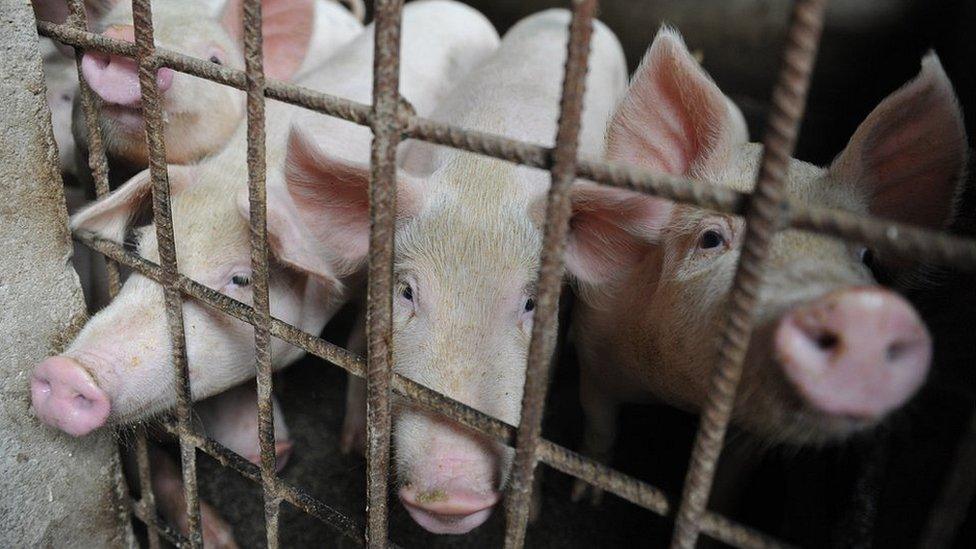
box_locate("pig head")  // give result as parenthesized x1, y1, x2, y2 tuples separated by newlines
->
(566, 27, 967, 447)
(70, 0, 340, 169)
(30, 163, 345, 436)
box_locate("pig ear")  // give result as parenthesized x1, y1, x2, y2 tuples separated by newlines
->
(283, 128, 422, 275)
(236, 185, 342, 289)
(829, 52, 968, 231)
(556, 183, 673, 285)
(221, 0, 315, 80)
(607, 26, 747, 176)
(70, 166, 194, 242)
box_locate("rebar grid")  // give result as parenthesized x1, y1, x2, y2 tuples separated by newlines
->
(671, 1, 828, 547)
(364, 0, 404, 545)
(129, 0, 203, 546)
(33, 20, 976, 269)
(75, 230, 793, 549)
(503, 1, 597, 546)
(238, 0, 283, 546)
(34, 0, 976, 546)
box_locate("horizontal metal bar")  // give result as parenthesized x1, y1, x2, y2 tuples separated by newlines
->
(37, 20, 976, 272)
(75, 231, 790, 549)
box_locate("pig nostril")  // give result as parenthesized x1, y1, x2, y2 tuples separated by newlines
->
(886, 341, 910, 363)
(33, 378, 52, 396)
(815, 333, 839, 352)
(73, 394, 94, 410)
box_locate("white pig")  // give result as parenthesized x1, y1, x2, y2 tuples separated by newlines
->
(31, 2, 498, 544)
(68, 0, 363, 172)
(563, 27, 968, 498)
(281, 9, 627, 534)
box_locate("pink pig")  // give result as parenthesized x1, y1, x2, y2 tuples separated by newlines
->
(561, 27, 967, 499)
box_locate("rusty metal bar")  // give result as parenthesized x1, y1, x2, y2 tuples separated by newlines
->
(134, 429, 162, 549)
(128, 0, 203, 546)
(504, 2, 597, 546)
(238, 0, 282, 546)
(670, 1, 829, 547)
(77, 230, 792, 548)
(920, 408, 976, 548)
(34, 20, 976, 272)
(364, 0, 405, 546)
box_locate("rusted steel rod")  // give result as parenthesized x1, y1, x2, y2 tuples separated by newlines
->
(130, 496, 189, 547)
(129, 0, 203, 546)
(236, 0, 283, 546)
(364, 0, 406, 546)
(76, 231, 787, 549)
(670, 1, 829, 547)
(919, 408, 976, 549)
(34, 20, 976, 271)
(503, 1, 597, 546)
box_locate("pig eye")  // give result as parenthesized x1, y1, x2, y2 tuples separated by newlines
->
(401, 284, 413, 301)
(524, 298, 536, 312)
(209, 54, 222, 66)
(698, 229, 725, 250)
(860, 247, 873, 265)
(231, 273, 251, 287)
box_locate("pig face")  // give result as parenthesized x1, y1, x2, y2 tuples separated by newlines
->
(31, 163, 344, 436)
(283, 131, 542, 533)
(72, 0, 317, 167)
(565, 28, 967, 445)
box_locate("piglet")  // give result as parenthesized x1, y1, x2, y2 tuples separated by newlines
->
(282, 9, 627, 534)
(563, 27, 967, 499)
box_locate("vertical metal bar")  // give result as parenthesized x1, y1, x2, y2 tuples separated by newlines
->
(503, 1, 597, 546)
(240, 0, 282, 546)
(365, 0, 404, 546)
(831, 430, 889, 549)
(63, 2, 145, 546)
(920, 408, 976, 549)
(129, 1, 203, 547)
(135, 428, 162, 549)
(669, 1, 828, 547)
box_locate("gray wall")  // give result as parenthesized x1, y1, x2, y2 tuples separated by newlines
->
(0, 1, 131, 546)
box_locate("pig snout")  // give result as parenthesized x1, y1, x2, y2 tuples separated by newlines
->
(31, 356, 110, 437)
(80, 25, 174, 107)
(397, 420, 502, 534)
(398, 458, 500, 535)
(774, 287, 931, 420)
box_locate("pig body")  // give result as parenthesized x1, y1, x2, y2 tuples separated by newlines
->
(283, 8, 627, 534)
(563, 28, 968, 493)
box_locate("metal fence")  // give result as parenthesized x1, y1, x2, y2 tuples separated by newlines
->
(32, 0, 976, 547)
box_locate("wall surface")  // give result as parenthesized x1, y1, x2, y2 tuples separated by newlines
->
(0, 1, 131, 546)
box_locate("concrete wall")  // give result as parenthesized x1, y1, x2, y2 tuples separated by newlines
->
(0, 1, 132, 546)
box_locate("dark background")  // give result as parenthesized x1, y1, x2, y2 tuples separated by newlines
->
(149, 1, 976, 547)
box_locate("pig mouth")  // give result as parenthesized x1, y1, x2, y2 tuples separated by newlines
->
(100, 103, 147, 132)
(398, 486, 499, 534)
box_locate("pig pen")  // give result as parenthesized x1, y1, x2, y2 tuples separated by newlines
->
(3, 0, 976, 547)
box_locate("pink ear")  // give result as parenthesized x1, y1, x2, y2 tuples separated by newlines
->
(236, 185, 342, 289)
(562, 183, 673, 285)
(830, 53, 968, 230)
(221, 0, 315, 81)
(70, 166, 193, 242)
(284, 128, 421, 275)
(607, 26, 747, 176)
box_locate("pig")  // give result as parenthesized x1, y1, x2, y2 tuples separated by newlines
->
(281, 9, 627, 534)
(31, 1, 499, 543)
(563, 27, 968, 499)
(67, 0, 363, 177)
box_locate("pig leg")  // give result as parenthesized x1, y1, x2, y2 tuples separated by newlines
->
(195, 382, 294, 471)
(148, 444, 239, 549)
(571, 369, 620, 505)
(341, 307, 367, 455)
